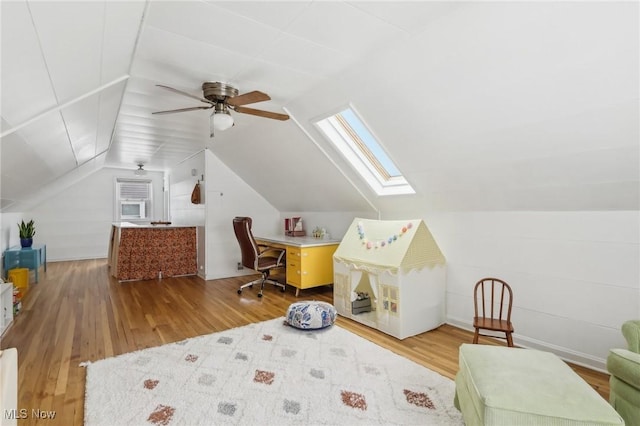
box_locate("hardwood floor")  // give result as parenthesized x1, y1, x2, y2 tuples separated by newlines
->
(1, 259, 611, 425)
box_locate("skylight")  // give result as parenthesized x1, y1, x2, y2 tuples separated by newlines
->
(315, 107, 415, 196)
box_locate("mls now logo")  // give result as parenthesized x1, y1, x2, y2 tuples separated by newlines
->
(4, 408, 56, 419)
(4, 409, 27, 420)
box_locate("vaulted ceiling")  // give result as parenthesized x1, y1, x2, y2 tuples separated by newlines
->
(1, 1, 638, 213)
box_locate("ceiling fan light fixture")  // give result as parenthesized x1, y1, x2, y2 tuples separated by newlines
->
(210, 109, 234, 135)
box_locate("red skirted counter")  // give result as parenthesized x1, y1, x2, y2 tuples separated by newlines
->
(108, 223, 197, 281)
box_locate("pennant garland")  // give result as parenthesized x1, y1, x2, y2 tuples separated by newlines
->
(357, 221, 413, 249)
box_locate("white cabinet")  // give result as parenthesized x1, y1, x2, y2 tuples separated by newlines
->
(0, 282, 13, 336)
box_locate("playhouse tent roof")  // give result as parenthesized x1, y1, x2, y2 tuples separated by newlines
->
(333, 218, 445, 274)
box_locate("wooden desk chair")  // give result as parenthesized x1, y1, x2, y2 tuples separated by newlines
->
(232, 217, 286, 298)
(473, 277, 515, 347)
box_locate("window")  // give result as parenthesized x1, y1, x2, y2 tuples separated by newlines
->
(379, 284, 399, 315)
(315, 106, 415, 196)
(115, 178, 152, 221)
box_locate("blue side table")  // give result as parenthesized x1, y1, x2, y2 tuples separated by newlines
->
(3, 244, 47, 282)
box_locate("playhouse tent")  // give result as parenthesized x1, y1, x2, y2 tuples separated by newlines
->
(333, 218, 446, 339)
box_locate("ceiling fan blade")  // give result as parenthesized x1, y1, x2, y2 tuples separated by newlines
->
(152, 106, 213, 115)
(156, 84, 213, 105)
(233, 106, 290, 121)
(227, 91, 271, 106)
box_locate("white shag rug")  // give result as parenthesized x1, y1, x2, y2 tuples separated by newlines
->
(83, 318, 463, 425)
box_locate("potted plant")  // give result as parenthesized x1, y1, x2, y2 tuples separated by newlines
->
(18, 219, 35, 248)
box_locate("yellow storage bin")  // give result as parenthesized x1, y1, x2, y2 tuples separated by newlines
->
(8, 268, 29, 294)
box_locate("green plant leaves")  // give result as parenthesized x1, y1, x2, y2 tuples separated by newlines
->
(18, 219, 35, 239)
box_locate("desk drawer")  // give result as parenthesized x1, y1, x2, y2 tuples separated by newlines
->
(286, 268, 316, 288)
(286, 258, 301, 285)
(286, 247, 303, 287)
(286, 245, 337, 289)
(287, 247, 302, 259)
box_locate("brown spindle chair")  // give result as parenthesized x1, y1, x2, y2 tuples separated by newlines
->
(473, 277, 515, 347)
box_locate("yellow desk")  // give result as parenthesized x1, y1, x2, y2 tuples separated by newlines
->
(255, 236, 341, 296)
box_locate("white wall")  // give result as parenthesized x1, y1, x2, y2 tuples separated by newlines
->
(168, 148, 280, 280)
(203, 149, 280, 280)
(168, 152, 206, 277)
(0, 212, 22, 252)
(414, 210, 639, 371)
(286, 2, 637, 214)
(25, 167, 164, 261)
(279, 211, 377, 241)
(169, 153, 205, 227)
(0, 212, 23, 277)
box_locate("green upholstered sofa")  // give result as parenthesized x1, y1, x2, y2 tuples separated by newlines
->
(607, 320, 640, 426)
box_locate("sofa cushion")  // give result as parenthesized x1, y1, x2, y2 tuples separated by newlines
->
(607, 348, 640, 389)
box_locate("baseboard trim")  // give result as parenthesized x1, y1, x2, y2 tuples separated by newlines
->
(47, 256, 108, 262)
(446, 317, 607, 373)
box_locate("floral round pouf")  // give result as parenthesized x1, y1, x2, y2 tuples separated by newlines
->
(285, 301, 337, 330)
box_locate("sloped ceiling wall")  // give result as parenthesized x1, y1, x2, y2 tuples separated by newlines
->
(1, 1, 638, 215)
(284, 1, 639, 213)
(1, 1, 145, 211)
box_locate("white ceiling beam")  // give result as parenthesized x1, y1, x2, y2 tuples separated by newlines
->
(0, 75, 129, 139)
